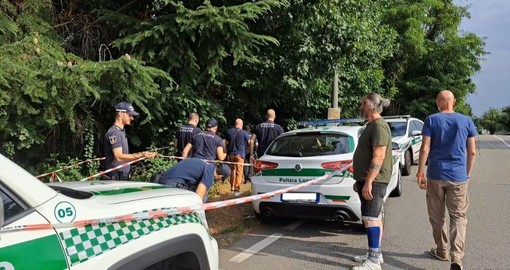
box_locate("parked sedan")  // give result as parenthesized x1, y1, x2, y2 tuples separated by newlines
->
(251, 123, 401, 223)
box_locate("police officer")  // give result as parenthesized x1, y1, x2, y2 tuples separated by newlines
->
(159, 158, 231, 202)
(249, 109, 284, 160)
(103, 102, 157, 180)
(181, 118, 227, 161)
(174, 113, 201, 158)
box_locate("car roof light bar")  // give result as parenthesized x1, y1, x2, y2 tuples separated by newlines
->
(297, 118, 366, 127)
(382, 115, 411, 119)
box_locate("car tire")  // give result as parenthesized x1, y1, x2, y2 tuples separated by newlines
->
(390, 168, 402, 197)
(401, 150, 412, 176)
(254, 211, 273, 224)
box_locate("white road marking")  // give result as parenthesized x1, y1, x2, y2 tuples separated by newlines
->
(229, 233, 283, 263)
(284, 219, 306, 231)
(494, 135, 510, 148)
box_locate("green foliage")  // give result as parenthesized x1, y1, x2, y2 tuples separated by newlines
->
(382, 0, 487, 119)
(36, 154, 92, 182)
(0, 0, 487, 176)
(480, 107, 503, 135)
(221, 0, 397, 123)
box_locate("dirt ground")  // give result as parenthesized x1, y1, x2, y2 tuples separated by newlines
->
(205, 180, 259, 248)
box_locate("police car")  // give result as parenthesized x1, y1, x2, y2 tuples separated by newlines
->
(384, 115, 424, 176)
(0, 154, 218, 270)
(250, 119, 402, 223)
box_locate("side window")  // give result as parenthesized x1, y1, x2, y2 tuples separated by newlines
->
(1, 185, 27, 226)
(414, 120, 424, 132)
(409, 121, 423, 136)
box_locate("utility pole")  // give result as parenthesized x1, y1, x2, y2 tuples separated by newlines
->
(328, 69, 341, 119)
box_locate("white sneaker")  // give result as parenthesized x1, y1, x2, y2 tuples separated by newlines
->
(351, 259, 382, 270)
(353, 253, 384, 263)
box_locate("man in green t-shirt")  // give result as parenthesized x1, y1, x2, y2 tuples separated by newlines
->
(351, 93, 392, 270)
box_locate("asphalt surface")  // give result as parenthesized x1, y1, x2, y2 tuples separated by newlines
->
(219, 135, 510, 270)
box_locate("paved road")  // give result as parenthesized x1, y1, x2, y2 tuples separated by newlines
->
(219, 135, 510, 270)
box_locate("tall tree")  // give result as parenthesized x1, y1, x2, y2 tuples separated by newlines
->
(221, 0, 397, 126)
(481, 107, 502, 134)
(382, 0, 486, 119)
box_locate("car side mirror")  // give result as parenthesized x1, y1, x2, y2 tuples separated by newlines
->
(411, 130, 421, 137)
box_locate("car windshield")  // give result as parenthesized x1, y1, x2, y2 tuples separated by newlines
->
(265, 133, 353, 157)
(388, 122, 407, 137)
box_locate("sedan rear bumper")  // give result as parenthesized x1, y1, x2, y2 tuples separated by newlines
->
(258, 202, 360, 221)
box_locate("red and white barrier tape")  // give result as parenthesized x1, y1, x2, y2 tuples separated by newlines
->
(0, 163, 351, 233)
(79, 157, 147, 181)
(157, 154, 253, 167)
(35, 158, 105, 179)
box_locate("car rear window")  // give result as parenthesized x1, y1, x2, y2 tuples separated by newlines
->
(388, 121, 407, 137)
(265, 133, 353, 157)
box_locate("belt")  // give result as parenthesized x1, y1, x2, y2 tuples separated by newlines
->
(175, 182, 198, 191)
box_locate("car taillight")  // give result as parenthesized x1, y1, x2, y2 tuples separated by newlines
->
(253, 160, 279, 173)
(321, 160, 353, 172)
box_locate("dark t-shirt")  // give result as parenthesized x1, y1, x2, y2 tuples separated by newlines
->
(175, 124, 201, 154)
(159, 158, 215, 189)
(104, 125, 130, 173)
(254, 120, 284, 156)
(353, 118, 392, 183)
(226, 128, 251, 156)
(190, 130, 224, 160)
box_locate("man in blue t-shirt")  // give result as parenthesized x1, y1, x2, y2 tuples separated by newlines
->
(181, 118, 226, 161)
(249, 109, 284, 160)
(159, 158, 231, 202)
(103, 102, 156, 180)
(225, 118, 251, 196)
(417, 90, 477, 270)
(174, 113, 201, 158)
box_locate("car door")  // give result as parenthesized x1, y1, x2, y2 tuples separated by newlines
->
(409, 120, 423, 163)
(0, 182, 68, 269)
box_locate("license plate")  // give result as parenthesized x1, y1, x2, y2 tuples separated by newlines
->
(281, 192, 319, 203)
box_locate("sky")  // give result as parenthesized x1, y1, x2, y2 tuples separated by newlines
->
(458, 0, 510, 117)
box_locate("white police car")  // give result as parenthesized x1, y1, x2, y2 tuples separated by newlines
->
(251, 120, 402, 223)
(0, 154, 218, 270)
(384, 115, 424, 176)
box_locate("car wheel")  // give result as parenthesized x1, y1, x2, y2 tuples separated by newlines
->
(390, 168, 402, 197)
(401, 150, 412, 176)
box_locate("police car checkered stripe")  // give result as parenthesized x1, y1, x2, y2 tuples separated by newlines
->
(59, 212, 202, 266)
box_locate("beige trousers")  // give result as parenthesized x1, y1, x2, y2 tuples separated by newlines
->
(426, 179, 469, 260)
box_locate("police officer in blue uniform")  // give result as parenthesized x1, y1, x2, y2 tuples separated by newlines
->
(103, 102, 157, 180)
(250, 109, 284, 160)
(181, 118, 227, 161)
(159, 158, 231, 202)
(174, 113, 201, 158)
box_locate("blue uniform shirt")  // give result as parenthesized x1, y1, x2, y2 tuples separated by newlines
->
(159, 158, 215, 189)
(104, 125, 130, 173)
(422, 112, 478, 182)
(176, 124, 201, 154)
(226, 128, 251, 156)
(190, 130, 224, 160)
(254, 120, 284, 156)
